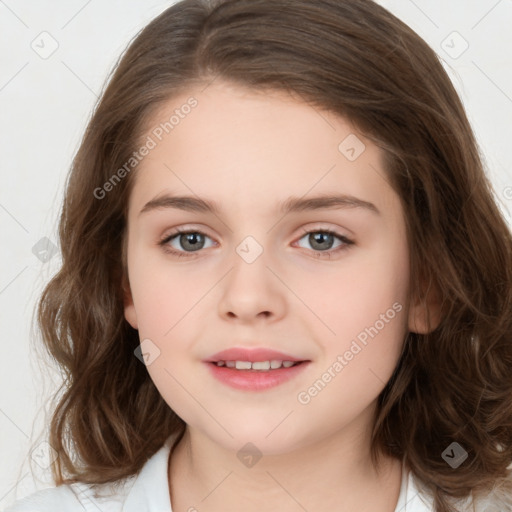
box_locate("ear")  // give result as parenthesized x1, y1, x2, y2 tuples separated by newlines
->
(407, 274, 442, 334)
(122, 274, 138, 330)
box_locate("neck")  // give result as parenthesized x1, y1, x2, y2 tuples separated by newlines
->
(168, 410, 403, 512)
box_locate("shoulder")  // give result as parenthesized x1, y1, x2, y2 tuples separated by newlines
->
(3, 432, 180, 512)
(2, 478, 135, 512)
(3, 485, 78, 512)
(404, 464, 512, 512)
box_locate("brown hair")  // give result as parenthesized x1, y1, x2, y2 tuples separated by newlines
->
(34, 0, 512, 510)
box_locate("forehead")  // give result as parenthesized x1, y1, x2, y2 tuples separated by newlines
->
(128, 81, 399, 221)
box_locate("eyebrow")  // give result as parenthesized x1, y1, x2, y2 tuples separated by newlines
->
(138, 193, 380, 217)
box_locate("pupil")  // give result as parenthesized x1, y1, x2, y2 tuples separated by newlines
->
(182, 233, 204, 251)
(311, 232, 333, 250)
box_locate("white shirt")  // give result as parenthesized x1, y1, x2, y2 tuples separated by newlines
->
(2, 433, 504, 512)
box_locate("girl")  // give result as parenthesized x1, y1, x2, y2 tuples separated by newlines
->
(5, 0, 512, 511)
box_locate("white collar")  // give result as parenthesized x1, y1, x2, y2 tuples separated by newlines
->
(394, 458, 433, 511)
(121, 433, 179, 512)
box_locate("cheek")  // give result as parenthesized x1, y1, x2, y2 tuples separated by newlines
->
(312, 248, 408, 335)
(128, 248, 209, 338)
(295, 259, 408, 426)
(311, 232, 410, 369)
(130, 253, 205, 414)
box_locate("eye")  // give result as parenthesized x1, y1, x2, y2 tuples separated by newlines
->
(295, 228, 354, 258)
(159, 228, 215, 257)
(158, 227, 354, 259)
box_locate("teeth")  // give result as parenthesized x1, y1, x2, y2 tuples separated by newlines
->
(252, 361, 270, 370)
(215, 360, 299, 371)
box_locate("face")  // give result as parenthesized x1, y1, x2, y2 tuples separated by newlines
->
(123, 80, 429, 455)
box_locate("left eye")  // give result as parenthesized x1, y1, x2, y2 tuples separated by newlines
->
(296, 229, 353, 254)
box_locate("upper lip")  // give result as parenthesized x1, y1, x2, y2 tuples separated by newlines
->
(205, 347, 308, 363)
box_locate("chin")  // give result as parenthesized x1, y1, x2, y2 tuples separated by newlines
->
(202, 418, 307, 456)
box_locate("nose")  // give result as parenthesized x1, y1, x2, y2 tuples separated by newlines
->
(217, 247, 287, 324)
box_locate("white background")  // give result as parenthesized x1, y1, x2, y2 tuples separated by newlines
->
(1, 0, 511, 507)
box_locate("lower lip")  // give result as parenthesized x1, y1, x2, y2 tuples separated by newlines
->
(204, 361, 310, 391)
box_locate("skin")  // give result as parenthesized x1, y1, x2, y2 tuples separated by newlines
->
(123, 80, 440, 512)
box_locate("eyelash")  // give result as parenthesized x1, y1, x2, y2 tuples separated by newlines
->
(158, 227, 354, 260)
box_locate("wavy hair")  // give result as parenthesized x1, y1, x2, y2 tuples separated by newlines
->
(34, 0, 512, 510)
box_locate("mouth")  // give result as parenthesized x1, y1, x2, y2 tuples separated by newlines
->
(206, 359, 311, 392)
(205, 347, 307, 365)
(203, 347, 311, 391)
(209, 359, 307, 371)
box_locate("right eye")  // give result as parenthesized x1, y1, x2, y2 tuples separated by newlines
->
(159, 228, 216, 257)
